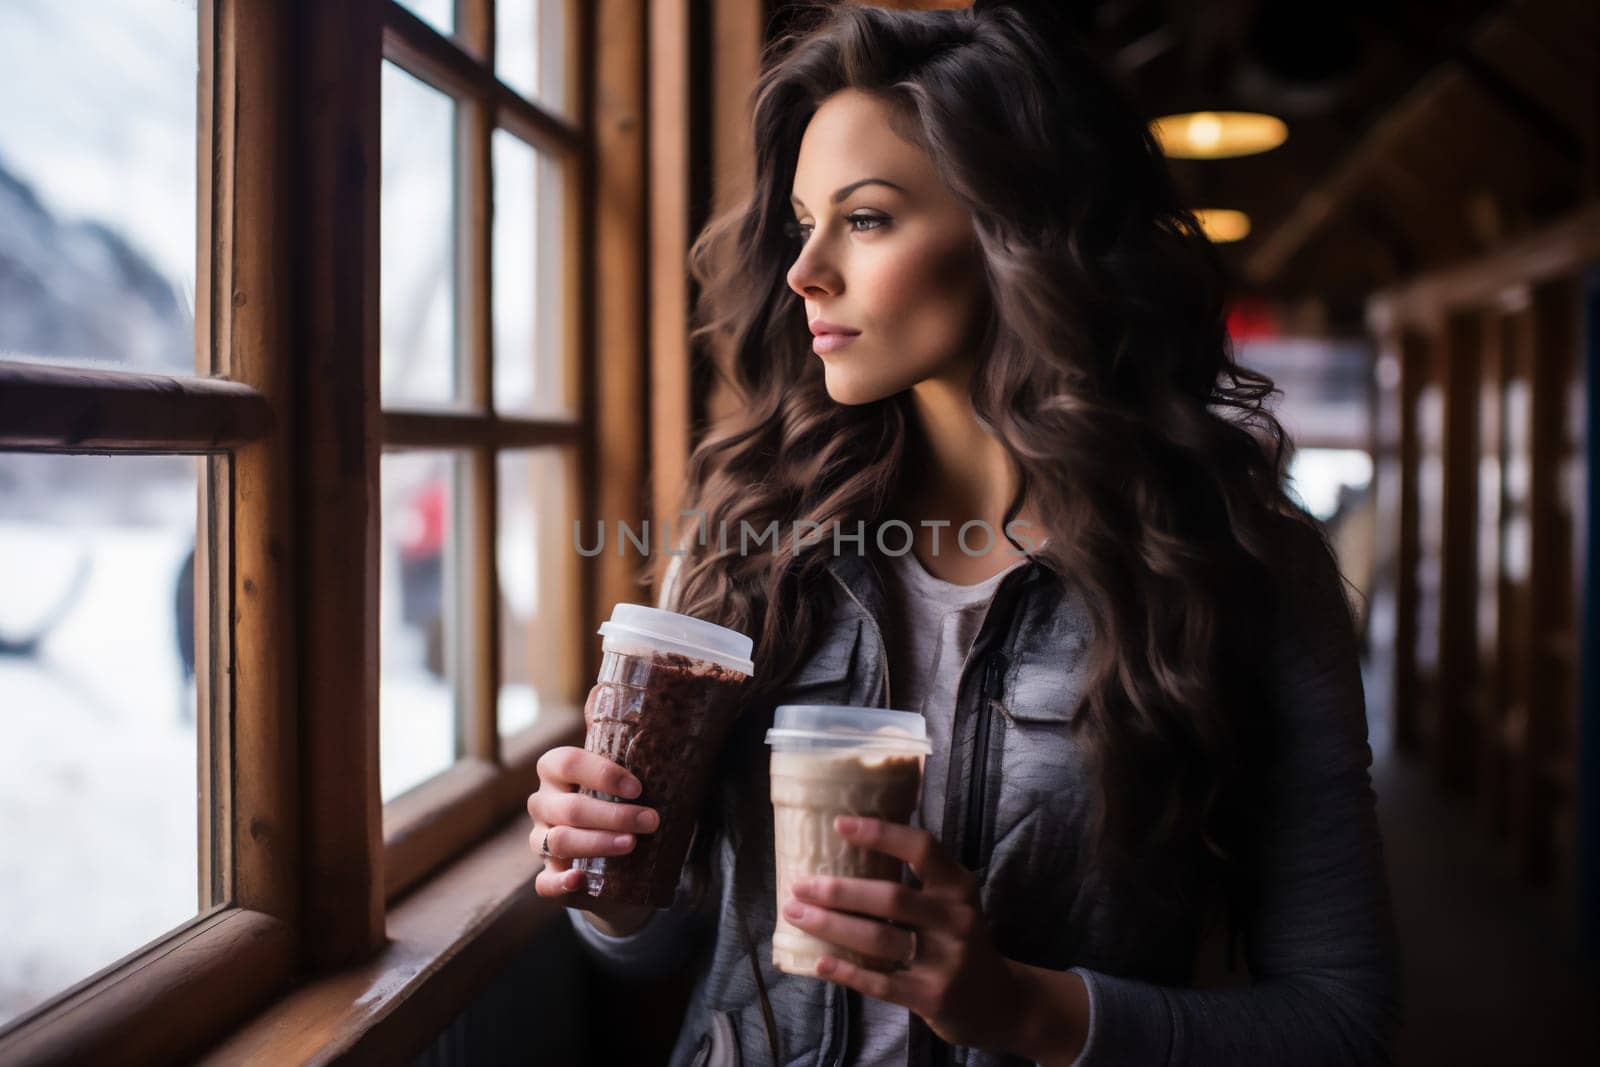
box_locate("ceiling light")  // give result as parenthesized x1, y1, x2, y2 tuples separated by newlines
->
(1193, 209, 1251, 243)
(1150, 111, 1288, 159)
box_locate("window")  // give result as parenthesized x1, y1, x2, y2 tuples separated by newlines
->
(0, 0, 595, 1058)
(497, 447, 582, 737)
(0, 456, 206, 1029)
(378, 0, 585, 899)
(0, 0, 198, 375)
(0, 0, 252, 1038)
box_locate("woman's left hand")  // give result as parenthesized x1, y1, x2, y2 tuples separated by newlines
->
(782, 813, 1029, 1053)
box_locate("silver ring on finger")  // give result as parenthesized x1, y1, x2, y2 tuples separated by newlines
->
(890, 928, 918, 972)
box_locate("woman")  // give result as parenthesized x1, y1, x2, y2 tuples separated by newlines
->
(527, 1, 1400, 1064)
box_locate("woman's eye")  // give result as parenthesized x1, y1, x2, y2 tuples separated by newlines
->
(783, 214, 887, 242)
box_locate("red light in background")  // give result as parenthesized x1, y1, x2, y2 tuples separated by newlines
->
(1226, 298, 1278, 340)
(399, 479, 447, 561)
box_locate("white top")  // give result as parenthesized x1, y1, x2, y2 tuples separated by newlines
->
(852, 546, 1028, 1066)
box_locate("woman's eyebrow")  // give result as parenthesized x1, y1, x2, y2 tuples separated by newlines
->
(789, 177, 908, 209)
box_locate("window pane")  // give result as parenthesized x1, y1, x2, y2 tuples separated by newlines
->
(498, 448, 581, 736)
(381, 62, 459, 410)
(492, 134, 569, 415)
(397, 0, 453, 37)
(381, 450, 461, 802)
(1286, 448, 1374, 522)
(0, 1, 197, 373)
(496, 0, 569, 119)
(0, 453, 201, 1029)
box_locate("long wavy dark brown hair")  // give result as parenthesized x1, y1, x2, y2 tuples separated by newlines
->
(649, 0, 1339, 1020)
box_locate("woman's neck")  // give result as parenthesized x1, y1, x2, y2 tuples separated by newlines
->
(890, 374, 1044, 583)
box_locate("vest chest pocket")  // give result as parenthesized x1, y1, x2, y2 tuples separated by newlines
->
(984, 630, 1094, 964)
(779, 616, 862, 700)
(994, 683, 1083, 813)
(992, 605, 1093, 804)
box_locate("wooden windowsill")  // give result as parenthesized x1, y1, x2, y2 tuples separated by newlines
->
(201, 714, 587, 1064)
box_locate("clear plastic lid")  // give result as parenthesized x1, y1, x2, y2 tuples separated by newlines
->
(765, 704, 931, 753)
(597, 603, 755, 677)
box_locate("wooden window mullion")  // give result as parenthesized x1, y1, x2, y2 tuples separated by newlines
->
(382, 410, 580, 447)
(460, 448, 500, 763)
(195, 0, 225, 915)
(567, 0, 599, 687)
(196, 454, 233, 909)
(385, 1, 579, 160)
(457, 0, 499, 766)
(217, 0, 299, 928)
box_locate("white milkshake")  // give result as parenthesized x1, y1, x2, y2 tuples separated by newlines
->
(765, 706, 931, 976)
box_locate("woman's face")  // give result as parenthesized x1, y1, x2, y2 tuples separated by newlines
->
(785, 89, 988, 405)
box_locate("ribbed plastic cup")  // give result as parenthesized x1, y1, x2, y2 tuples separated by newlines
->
(765, 705, 931, 976)
(575, 604, 755, 907)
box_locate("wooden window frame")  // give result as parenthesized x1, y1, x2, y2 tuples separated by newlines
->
(0, 0, 298, 1058)
(0, 0, 605, 1059)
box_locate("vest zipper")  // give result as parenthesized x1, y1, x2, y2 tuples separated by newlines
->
(934, 583, 1025, 1067)
(961, 650, 1006, 872)
(826, 559, 1030, 1067)
(825, 566, 888, 1067)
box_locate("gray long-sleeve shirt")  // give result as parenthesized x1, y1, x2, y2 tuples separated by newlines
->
(568, 531, 1401, 1065)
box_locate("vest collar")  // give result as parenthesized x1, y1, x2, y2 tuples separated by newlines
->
(822, 541, 1055, 625)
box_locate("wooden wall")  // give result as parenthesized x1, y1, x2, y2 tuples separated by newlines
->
(1370, 206, 1596, 932)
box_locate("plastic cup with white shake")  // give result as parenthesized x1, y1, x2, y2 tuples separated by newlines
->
(765, 704, 932, 976)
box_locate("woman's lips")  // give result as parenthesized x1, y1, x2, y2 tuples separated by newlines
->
(812, 332, 859, 354)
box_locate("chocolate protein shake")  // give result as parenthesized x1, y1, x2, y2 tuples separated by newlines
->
(576, 604, 755, 908)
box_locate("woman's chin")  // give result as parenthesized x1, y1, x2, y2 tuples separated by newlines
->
(823, 382, 882, 406)
(821, 367, 899, 407)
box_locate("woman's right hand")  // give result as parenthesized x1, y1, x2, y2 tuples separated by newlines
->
(527, 739, 659, 935)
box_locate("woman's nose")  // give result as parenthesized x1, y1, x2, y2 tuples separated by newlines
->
(786, 248, 839, 300)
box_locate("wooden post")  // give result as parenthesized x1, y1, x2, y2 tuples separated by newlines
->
(1437, 309, 1483, 794)
(701, 0, 765, 429)
(1476, 299, 1510, 839)
(649, 0, 694, 591)
(1391, 327, 1426, 757)
(1412, 328, 1445, 762)
(1526, 276, 1580, 888)
(1577, 268, 1600, 958)
(295, 0, 387, 968)
(593, 0, 649, 627)
(1501, 296, 1541, 884)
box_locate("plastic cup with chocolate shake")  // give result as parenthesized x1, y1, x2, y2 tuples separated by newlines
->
(765, 705, 932, 977)
(575, 603, 755, 908)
